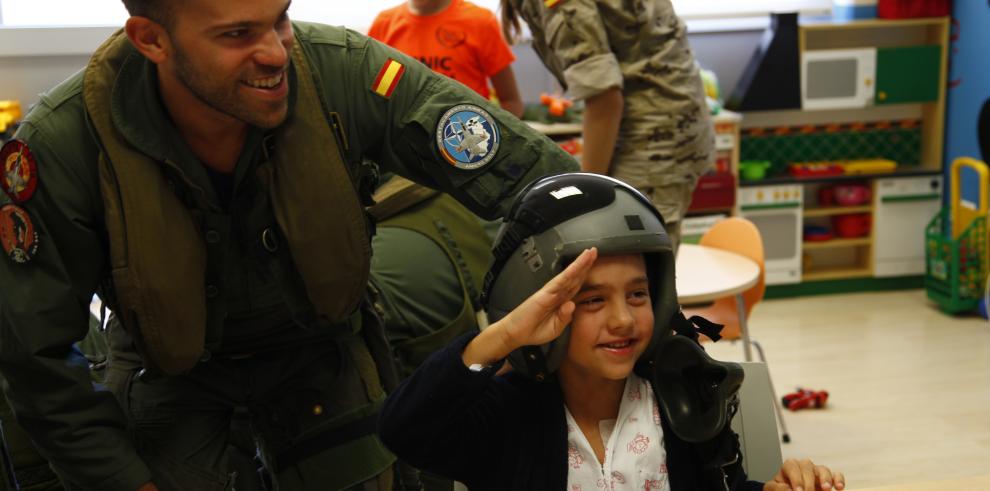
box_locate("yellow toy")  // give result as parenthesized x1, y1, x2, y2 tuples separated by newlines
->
(0, 101, 22, 134)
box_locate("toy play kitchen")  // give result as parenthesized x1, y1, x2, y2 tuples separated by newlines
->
(738, 184, 803, 285)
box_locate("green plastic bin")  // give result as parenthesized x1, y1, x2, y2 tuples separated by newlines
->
(925, 208, 988, 314)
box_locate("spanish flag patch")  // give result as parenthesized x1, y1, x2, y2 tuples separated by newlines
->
(544, 0, 566, 8)
(371, 59, 405, 99)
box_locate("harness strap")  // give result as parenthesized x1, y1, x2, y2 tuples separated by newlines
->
(344, 322, 385, 402)
(670, 310, 724, 343)
(274, 412, 379, 470)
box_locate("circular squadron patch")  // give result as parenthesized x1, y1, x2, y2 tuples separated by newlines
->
(1, 140, 38, 204)
(0, 204, 39, 264)
(436, 104, 501, 170)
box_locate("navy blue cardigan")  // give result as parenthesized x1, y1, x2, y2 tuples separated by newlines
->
(378, 333, 763, 491)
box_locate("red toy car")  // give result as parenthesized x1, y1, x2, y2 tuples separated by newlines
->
(782, 388, 829, 411)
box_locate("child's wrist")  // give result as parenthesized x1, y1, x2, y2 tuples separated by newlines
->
(462, 323, 515, 368)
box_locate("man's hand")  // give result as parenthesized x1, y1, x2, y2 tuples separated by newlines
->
(764, 458, 845, 491)
(136, 482, 159, 491)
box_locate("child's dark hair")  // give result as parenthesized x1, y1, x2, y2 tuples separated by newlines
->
(500, 0, 523, 44)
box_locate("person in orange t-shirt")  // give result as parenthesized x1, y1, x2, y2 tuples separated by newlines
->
(369, 0, 524, 117)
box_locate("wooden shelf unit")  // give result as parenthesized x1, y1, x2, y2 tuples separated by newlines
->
(800, 181, 877, 280)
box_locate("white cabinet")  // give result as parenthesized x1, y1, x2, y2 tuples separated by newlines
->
(873, 176, 943, 277)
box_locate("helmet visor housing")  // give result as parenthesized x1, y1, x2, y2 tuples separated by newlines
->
(482, 173, 677, 380)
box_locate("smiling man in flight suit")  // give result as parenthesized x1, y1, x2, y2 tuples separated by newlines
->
(0, 0, 578, 490)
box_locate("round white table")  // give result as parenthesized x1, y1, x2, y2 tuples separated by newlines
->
(676, 244, 760, 303)
(675, 243, 761, 360)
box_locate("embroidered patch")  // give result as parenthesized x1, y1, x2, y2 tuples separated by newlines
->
(0, 140, 38, 203)
(436, 104, 501, 171)
(371, 58, 406, 99)
(544, 0, 567, 8)
(0, 204, 39, 264)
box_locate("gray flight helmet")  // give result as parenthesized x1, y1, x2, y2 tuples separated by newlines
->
(481, 173, 678, 381)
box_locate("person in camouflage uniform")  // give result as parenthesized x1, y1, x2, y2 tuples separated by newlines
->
(0, 0, 578, 490)
(502, 0, 714, 248)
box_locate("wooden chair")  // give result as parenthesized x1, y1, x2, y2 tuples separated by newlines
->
(682, 217, 791, 443)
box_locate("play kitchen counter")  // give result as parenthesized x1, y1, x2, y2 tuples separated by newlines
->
(737, 174, 942, 284)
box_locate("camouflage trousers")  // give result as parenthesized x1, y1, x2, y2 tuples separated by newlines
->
(609, 120, 714, 252)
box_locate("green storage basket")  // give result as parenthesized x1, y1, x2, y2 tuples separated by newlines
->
(925, 208, 988, 314)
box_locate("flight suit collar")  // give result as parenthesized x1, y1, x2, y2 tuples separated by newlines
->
(109, 49, 172, 164)
(108, 50, 300, 210)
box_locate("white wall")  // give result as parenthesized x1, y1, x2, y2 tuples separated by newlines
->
(0, 27, 764, 113)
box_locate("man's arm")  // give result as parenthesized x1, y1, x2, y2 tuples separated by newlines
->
(538, 0, 626, 175)
(0, 112, 152, 491)
(580, 87, 623, 174)
(296, 24, 579, 221)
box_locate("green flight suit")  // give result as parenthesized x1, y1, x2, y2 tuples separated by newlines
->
(0, 318, 105, 491)
(369, 176, 492, 379)
(0, 21, 577, 491)
(0, 309, 107, 491)
(368, 176, 494, 491)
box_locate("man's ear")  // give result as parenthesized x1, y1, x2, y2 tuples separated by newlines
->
(124, 16, 171, 64)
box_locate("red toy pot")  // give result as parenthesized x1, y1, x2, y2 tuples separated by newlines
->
(833, 213, 871, 238)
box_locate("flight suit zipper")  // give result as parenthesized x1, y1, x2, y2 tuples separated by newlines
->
(719, 451, 740, 491)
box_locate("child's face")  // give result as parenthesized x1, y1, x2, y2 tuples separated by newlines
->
(408, 0, 448, 12)
(561, 254, 654, 382)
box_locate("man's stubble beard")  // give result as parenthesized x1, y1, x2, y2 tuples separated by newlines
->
(172, 44, 288, 129)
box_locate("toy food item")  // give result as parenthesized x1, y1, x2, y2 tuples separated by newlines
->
(841, 159, 897, 175)
(789, 162, 844, 178)
(833, 183, 871, 206)
(740, 160, 771, 181)
(0, 101, 22, 134)
(540, 93, 574, 118)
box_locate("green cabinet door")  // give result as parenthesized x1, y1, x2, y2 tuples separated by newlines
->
(875, 45, 942, 105)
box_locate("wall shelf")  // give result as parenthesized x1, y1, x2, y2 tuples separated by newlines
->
(803, 237, 871, 250)
(802, 265, 873, 281)
(803, 205, 873, 217)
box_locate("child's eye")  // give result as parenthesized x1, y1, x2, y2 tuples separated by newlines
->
(578, 297, 603, 307)
(629, 290, 650, 303)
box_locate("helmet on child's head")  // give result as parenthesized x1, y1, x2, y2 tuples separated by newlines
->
(481, 172, 678, 381)
(482, 172, 745, 444)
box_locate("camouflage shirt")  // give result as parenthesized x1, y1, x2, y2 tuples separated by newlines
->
(511, 0, 714, 223)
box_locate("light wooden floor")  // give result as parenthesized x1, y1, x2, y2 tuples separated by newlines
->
(703, 289, 990, 489)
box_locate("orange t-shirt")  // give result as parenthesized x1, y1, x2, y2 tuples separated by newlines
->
(368, 0, 516, 99)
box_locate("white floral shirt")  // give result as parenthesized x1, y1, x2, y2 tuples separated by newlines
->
(564, 374, 670, 491)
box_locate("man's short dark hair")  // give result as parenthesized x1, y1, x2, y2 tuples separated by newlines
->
(120, 0, 174, 27)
